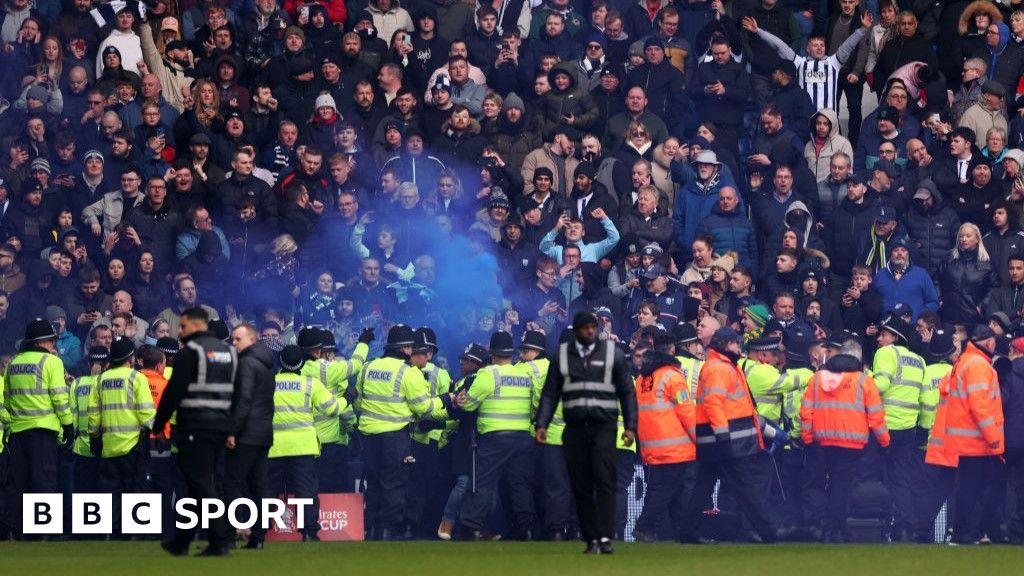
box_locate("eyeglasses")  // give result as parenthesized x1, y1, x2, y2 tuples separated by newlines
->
(630, 131, 647, 137)
(587, 44, 602, 50)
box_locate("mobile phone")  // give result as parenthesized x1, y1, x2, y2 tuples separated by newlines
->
(155, 126, 165, 138)
(501, 41, 511, 51)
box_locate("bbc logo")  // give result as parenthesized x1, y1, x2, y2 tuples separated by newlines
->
(24, 494, 163, 535)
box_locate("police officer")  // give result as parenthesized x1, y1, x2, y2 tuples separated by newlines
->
(154, 308, 237, 556)
(457, 331, 537, 540)
(89, 337, 155, 536)
(269, 345, 342, 542)
(872, 315, 927, 541)
(741, 336, 788, 425)
(4, 319, 73, 537)
(536, 312, 637, 554)
(156, 337, 179, 380)
(356, 325, 451, 541)
(70, 347, 109, 494)
(520, 330, 571, 541)
(405, 327, 453, 538)
(297, 326, 371, 493)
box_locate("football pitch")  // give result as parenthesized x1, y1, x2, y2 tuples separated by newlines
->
(3, 541, 1024, 576)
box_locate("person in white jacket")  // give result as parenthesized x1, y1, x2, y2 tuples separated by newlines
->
(96, 7, 144, 77)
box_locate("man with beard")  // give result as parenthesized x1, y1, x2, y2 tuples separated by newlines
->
(277, 57, 318, 125)
(872, 239, 939, 320)
(569, 162, 618, 242)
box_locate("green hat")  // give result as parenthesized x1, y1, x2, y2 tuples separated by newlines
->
(743, 304, 770, 328)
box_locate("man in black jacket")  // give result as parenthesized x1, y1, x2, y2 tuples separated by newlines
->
(223, 323, 276, 550)
(536, 312, 637, 554)
(155, 307, 237, 556)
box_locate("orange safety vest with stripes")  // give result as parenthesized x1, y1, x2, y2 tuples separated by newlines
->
(800, 369, 890, 450)
(925, 372, 959, 468)
(941, 342, 1004, 457)
(635, 363, 696, 465)
(694, 349, 763, 461)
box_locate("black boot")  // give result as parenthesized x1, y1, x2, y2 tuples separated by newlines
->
(598, 538, 614, 554)
(583, 540, 600, 554)
(243, 536, 264, 550)
(302, 532, 321, 542)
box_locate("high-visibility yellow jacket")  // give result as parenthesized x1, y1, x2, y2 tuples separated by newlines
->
(920, 362, 951, 431)
(3, 350, 72, 435)
(462, 363, 533, 435)
(413, 361, 453, 445)
(70, 374, 99, 457)
(873, 344, 926, 431)
(356, 355, 447, 434)
(738, 357, 790, 423)
(304, 343, 367, 446)
(88, 366, 156, 458)
(270, 373, 342, 458)
(524, 358, 562, 444)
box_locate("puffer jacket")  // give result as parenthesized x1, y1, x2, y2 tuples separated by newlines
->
(805, 109, 854, 185)
(231, 341, 277, 447)
(939, 248, 998, 326)
(533, 64, 599, 141)
(695, 202, 758, 271)
(905, 180, 961, 277)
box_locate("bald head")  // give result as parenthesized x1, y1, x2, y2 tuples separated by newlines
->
(140, 74, 162, 98)
(111, 290, 133, 314)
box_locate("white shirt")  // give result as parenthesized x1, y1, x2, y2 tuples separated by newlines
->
(575, 340, 595, 359)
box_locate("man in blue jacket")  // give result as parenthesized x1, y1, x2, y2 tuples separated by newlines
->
(695, 186, 757, 271)
(672, 150, 737, 250)
(871, 238, 939, 321)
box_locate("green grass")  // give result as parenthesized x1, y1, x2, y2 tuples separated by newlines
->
(2, 541, 1024, 575)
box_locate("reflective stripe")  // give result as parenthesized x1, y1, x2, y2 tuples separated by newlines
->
(99, 403, 134, 410)
(563, 381, 615, 393)
(275, 405, 312, 414)
(180, 398, 231, 409)
(730, 428, 758, 440)
(8, 388, 52, 396)
(103, 425, 142, 433)
(639, 435, 693, 448)
(712, 426, 728, 435)
(815, 430, 869, 441)
(563, 398, 618, 410)
(883, 398, 919, 409)
(551, 417, 565, 426)
(807, 400, 863, 411)
(638, 401, 674, 412)
(318, 398, 339, 412)
(187, 383, 234, 393)
(965, 383, 989, 393)
(273, 421, 314, 431)
(9, 407, 58, 417)
(479, 412, 528, 420)
(945, 427, 982, 438)
(361, 409, 413, 423)
(360, 393, 404, 403)
(977, 417, 995, 429)
(753, 396, 781, 405)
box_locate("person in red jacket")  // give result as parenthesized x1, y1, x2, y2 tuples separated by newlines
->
(681, 327, 778, 544)
(632, 333, 697, 543)
(945, 326, 1006, 545)
(800, 338, 890, 543)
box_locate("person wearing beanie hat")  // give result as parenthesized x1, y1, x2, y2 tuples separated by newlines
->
(356, 321, 451, 540)
(872, 232, 938, 321)
(741, 303, 770, 344)
(535, 303, 636, 554)
(269, 342, 342, 542)
(871, 311, 927, 537)
(685, 323, 779, 544)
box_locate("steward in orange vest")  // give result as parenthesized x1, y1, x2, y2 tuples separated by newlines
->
(632, 335, 697, 542)
(800, 350, 890, 542)
(945, 332, 1005, 545)
(681, 328, 778, 544)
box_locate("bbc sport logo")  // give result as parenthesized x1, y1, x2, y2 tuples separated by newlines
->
(23, 494, 314, 535)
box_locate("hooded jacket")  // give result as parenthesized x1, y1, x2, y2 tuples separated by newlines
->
(906, 180, 961, 277)
(534, 64, 598, 141)
(671, 159, 738, 249)
(966, 21, 1024, 97)
(805, 109, 854, 185)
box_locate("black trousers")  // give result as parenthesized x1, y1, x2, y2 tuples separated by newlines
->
(882, 429, 918, 531)
(267, 455, 319, 537)
(405, 439, 447, 537)
(460, 431, 535, 535)
(168, 430, 232, 551)
(615, 449, 638, 538)
(315, 443, 349, 493)
(912, 462, 957, 541)
(1007, 451, 1024, 540)
(803, 445, 862, 534)
(838, 77, 864, 146)
(952, 455, 1005, 543)
(223, 444, 269, 537)
(776, 447, 806, 528)
(8, 429, 58, 533)
(98, 444, 144, 536)
(634, 460, 696, 540)
(362, 429, 411, 534)
(562, 422, 617, 543)
(683, 454, 778, 542)
(0, 450, 10, 532)
(541, 443, 574, 535)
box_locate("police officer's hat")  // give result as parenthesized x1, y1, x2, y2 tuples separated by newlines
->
(320, 329, 337, 353)
(783, 332, 814, 362)
(298, 326, 324, 351)
(489, 331, 515, 357)
(460, 343, 488, 365)
(880, 316, 911, 345)
(209, 319, 230, 342)
(672, 322, 698, 345)
(110, 337, 135, 364)
(748, 336, 782, 352)
(825, 329, 857, 349)
(24, 318, 57, 343)
(926, 330, 956, 363)
(156, 337, 179, 357)
(418, 327, 438, 352)
(520, 330, 547, 352)
(280, 345, 305, 371)
(88, 346, 110, 363)
(412, 329, 432, 354)
(386, 324, 416, 349)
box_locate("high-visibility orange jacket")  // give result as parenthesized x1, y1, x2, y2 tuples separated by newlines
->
(925, 372, 959, 468)
(695, 349, 763, 461)
(800, 365, 890, 450)
(635, 354, 696, 465)
(142, 369, 171, 439)
(943, 342, 1004, 457)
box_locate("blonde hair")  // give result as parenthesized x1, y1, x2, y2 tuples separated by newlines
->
(272, 234, 299, 256)
(952, 222, 990, 261)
